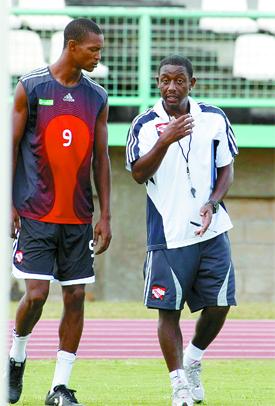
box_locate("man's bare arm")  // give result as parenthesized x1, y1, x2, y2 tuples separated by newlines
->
(11, 82, 28, 237)
(92, 104, 112, 254)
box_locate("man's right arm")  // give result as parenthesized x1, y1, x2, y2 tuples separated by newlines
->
(131, 137, 170, 184)
(12, 82, 28, 175)
(131, 113, 194, 184)
(11, 82, 28, 237)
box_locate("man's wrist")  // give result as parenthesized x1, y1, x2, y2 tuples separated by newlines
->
(206, 199, 219, 214)
(100, 213, 111, 221)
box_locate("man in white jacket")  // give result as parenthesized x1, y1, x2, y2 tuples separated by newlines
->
(126, 55, 238, 406)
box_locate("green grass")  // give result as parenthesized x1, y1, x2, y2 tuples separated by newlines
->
(9, 302, 275, 404)
(9, 300, 275, 320)
(15, 359, 275, 405)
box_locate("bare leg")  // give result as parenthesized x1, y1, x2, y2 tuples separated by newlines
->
(158, 309, 183, 372)
(59, 284, 85, 353)
(9, 280, 50, 404)
(192, 306, 230, 349)
(15, 279, 50, 335)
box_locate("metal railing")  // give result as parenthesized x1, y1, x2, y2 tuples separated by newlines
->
(10, 7, 275, 111)
(10, 7, 275, 148)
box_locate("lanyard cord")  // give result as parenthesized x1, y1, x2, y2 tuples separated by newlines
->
(168, 113, 196, 198)
(177, 136, 192, 165)
(177, 136, 196, 198)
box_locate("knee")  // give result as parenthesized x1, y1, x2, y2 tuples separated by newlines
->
(63, 286, 85, 310)
(204, 306, 230, 320)
(25, 287, 49, 310)
(158, 309, 181, 329)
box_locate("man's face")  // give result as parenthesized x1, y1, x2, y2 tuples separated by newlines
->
(70, 31, 104, 72)
(157, 64, 195, 111)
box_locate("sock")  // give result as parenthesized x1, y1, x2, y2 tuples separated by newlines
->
(184, 341, 205, 366)
(9, 329, 30, 362)
(50, 350, 76, 393)
(169, 369, 186, 387)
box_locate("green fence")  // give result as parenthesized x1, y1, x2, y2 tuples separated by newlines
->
(10, 7, 275, 147)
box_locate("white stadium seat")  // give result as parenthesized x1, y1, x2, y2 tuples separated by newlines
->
(257, 0, 275, 35)
(199, 0, 258, 34)
(9, 0, 21, 28)
(50, 31, 109, 78)
(18, 0, 72, 31)
(233, 34, 275, 80)
(9, 30, 46, 76)
(9, 15, 22, 29)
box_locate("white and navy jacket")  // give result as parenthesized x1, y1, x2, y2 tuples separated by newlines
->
(126, 97, 238, 251)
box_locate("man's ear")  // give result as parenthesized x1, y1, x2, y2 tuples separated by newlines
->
(68, 39, 77, 52)
(155, 76, 160, 88)
(189, 77, 196, 91)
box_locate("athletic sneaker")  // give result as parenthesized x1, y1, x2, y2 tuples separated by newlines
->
(9, 357, 26, 404)
(45, 385, 84, 405)
(184, 361, 204, 403)
(172, 378, 194, 406)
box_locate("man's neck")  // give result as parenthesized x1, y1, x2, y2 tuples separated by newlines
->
(50, 58, 82, 87)
(163, 99, 190, 119)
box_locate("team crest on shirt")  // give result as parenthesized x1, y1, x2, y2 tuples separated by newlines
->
(155, 122, 169, 136)
(15, 250, 23, 264)
(152, 285, 166, 300)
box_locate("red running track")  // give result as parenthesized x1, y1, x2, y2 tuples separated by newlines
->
(8, 319, 275, 360)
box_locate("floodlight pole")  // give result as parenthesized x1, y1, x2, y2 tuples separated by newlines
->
(0, 0, 12, 404)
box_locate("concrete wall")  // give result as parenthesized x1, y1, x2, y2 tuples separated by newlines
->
(226, 148, 275, 302)
(88, 147, 275, 302)
(13, 147, 274, 303)
(90, 147, 146, 302)
(227, 198, 275, 302)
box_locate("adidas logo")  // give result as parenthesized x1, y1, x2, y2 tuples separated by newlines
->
(63, 93, 75, 102)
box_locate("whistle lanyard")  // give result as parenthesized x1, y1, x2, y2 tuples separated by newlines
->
(168, 114, 196, 198)
(177, 136, 196, 198)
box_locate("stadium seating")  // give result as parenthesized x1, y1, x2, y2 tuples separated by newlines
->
(233, 33, 275, 80)
(9, 0, 21, 28)
(50, 31, 109, 78)
(18, 0, 72, 31)
(257, 0, 275, 34)
(9, 14, 21, 29)
(199, 0, 258, 34)
(9, 30, 46, 76)
(8, 5, 275, 108)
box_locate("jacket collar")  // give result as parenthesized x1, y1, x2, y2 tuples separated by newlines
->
(153, 96, 202, 121)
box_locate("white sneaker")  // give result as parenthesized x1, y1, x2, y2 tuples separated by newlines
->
(184, 361, 204, 403)
(172, 378, 194, 406)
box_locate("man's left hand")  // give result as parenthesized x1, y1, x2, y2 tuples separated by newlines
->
(195, 203, 213, 237)
(93, 218, 112, 255)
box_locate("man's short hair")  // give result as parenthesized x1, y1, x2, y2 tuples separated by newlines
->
(158, 55, 193, 78)
(64, 18, 102, 48)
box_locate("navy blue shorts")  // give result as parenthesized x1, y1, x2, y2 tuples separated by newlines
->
(143, 233, 236, 312)
(12, 217, 95, 285)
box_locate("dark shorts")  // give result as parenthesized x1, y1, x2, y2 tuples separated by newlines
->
(143, 233, 236, 312)
(12, 217, 95, 285)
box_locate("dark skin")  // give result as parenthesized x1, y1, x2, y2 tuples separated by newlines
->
(12, 31, 112, 352)
(132, 64, 233, 372)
